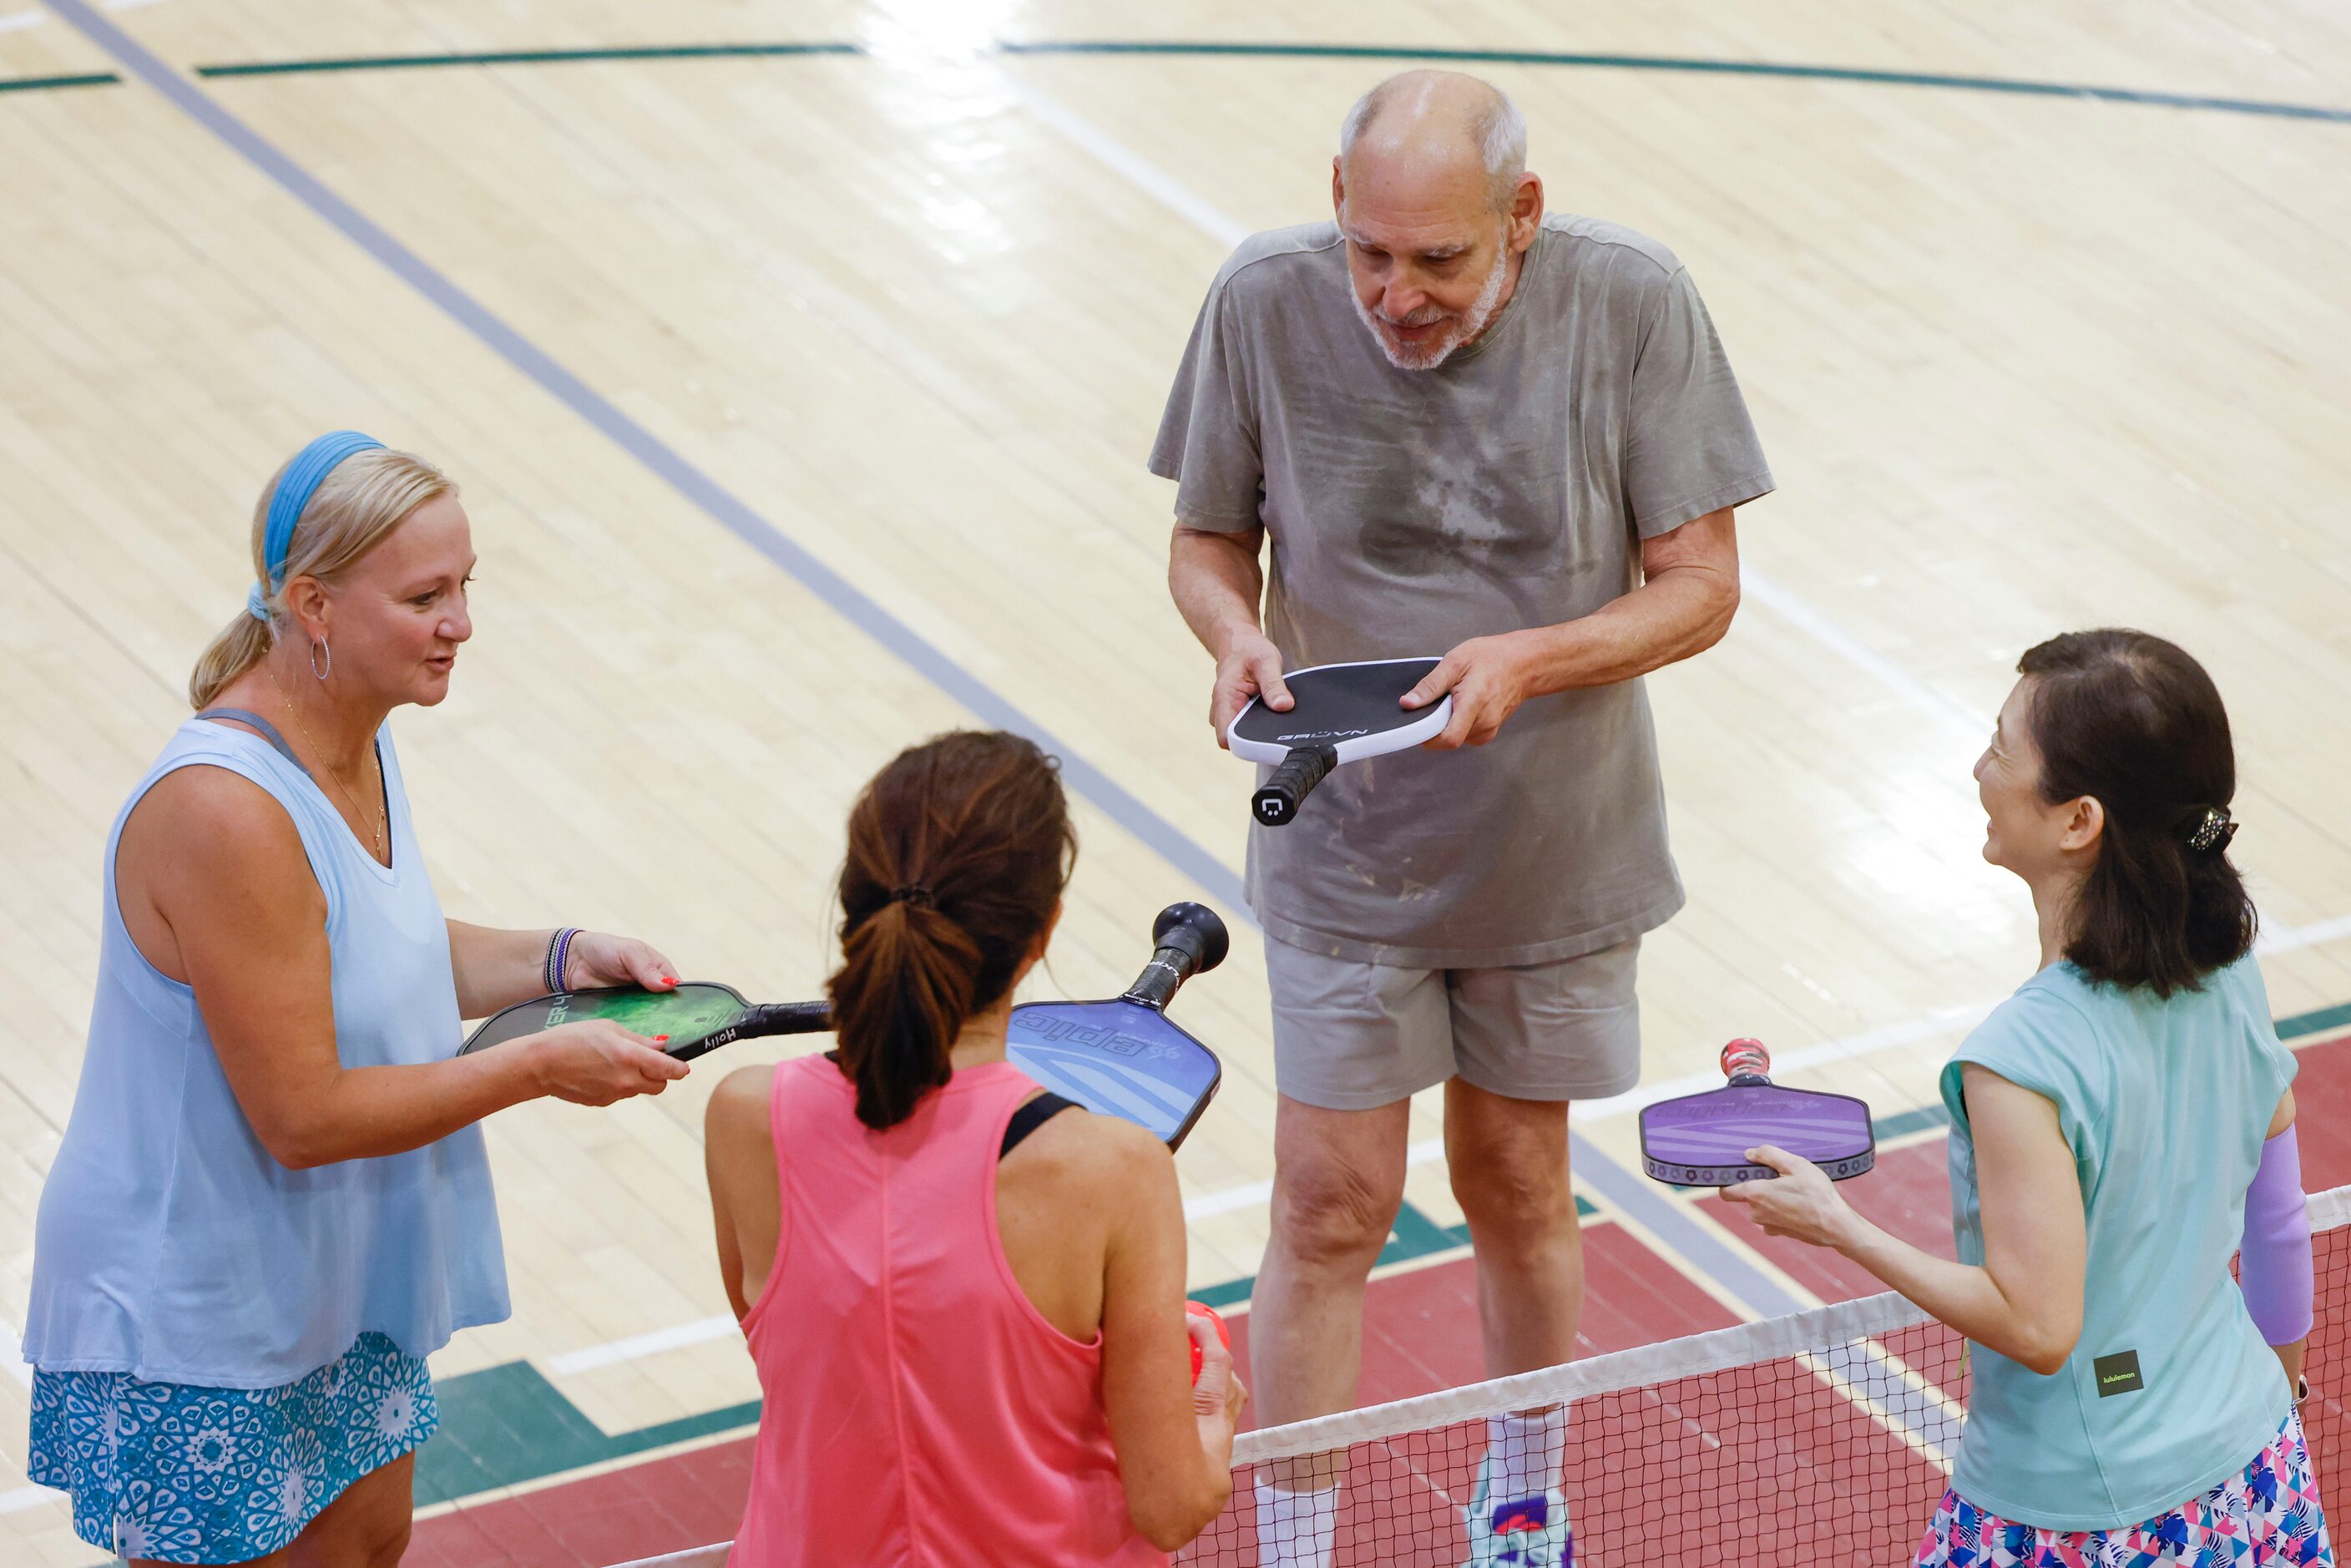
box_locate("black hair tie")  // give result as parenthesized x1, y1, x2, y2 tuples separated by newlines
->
(2182, 806, 2236, 854)
(887, 883, 935, 908)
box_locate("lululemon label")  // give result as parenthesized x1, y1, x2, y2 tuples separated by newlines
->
(2092, 1349, 2144, 1397)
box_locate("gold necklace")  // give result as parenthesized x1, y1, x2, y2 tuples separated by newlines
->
(267, 660, 387, 861)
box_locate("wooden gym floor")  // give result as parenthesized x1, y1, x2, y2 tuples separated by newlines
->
(3, 1, 2349, 1560)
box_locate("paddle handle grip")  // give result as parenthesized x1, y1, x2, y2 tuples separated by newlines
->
(668, 1000, 833, 1062)
(1122, 903, 1231, 1010)
(1253, 745, 1337, 827)
(1722, 1038, 1772, 1086)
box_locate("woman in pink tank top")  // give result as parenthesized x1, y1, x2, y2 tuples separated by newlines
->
(705, 731, 1246, 1565)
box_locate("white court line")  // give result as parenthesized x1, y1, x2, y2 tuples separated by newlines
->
(546, 1313, 740, 1376)
(533, 51, 2351, 1377)
(399, 914, 2351, 1377)
(1185, 914, 2351, 1223)
(1000, 76, 1250, 248)
(0, 1484, 63, 1516)
(2264, 912, 2351, 957)
(3, 1318, 31, 1388)
(1006, 66, 2016, 1225)
(1573, 1001, 1991, 1122)
(1002, 64, 1995, 741)
(1183, 1001, 1992, 1220)
(1739, 569, 1987, 733)
(1013, 63, 2351, 1203)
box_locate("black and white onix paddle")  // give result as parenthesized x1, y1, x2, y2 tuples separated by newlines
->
(1225, 657, 1453, 827)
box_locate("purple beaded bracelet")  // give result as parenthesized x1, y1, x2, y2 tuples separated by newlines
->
(544, 927, 581, 995)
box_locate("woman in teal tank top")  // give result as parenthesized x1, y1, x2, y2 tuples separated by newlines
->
(25, 435, 695, 1567)
(1727, 630, 2331, 1564)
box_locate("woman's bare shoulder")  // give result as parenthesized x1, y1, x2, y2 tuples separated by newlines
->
(119, 762, 313, 928)
(1018, 1104, 1176, 1193)
(132, 760, 301, 847)
(705, 1064, 778, 1146)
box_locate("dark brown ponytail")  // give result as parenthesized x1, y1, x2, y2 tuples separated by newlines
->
(2017, 629, 2256, 997)
(827, 731, 1075, 1130)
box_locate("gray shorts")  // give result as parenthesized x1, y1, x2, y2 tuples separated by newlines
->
(1263, 934, 1642, 1110)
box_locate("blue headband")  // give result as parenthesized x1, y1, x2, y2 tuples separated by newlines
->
(250, 430, 385, 624)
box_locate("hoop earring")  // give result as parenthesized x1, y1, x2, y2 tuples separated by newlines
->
(310, 637, 332, 680)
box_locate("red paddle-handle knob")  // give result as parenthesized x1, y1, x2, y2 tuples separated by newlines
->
(1721, 1038, 1771, 1084)
(1186, 1300, 1231, 1383)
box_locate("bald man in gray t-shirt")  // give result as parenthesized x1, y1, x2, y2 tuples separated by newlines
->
(1154, 71, 1769, 1560)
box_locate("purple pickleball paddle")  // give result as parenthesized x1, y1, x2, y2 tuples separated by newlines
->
(1639, 1039, 1876, 1187)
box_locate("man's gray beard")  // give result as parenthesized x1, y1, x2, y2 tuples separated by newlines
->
(1352, 238, 1513, 372)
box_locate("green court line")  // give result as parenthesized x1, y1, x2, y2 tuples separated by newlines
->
(418, 1191, 1574, 1497)
(1875, 1103, 1952, 1141)
(0, 38, 2288, 128)
(417, 1360, 756, 1505)
(0, 71, 118, 94)
(2280, 1001, 2351, 1041)
(414, 980, 2337, 1510)
(997, 40, 2351, 124)
(1, 32, 2347, 129)
(1191, 1192, 1597, 1309)
(195, 42, 861, 78)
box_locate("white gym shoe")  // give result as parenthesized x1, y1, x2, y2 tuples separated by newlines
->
(1462, 1452, 1571, 1567)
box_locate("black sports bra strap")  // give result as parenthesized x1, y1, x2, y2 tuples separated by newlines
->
(195, 708, 310, 779)
(1000, 1092, 1080, 1158)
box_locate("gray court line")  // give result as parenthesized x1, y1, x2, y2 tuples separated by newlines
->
(1578, 1141, 1961, 1469)
(1569, 1130, 1806, 1317)
(58, 0, 1824, 1333)
(38, 0, 1246, 914)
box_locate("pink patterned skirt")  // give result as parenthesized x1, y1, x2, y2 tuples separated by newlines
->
(1916, 1412, 2331, 1567)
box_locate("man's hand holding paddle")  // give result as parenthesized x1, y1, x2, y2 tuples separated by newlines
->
(1399, 631, 1545, 749)
(1208, 627, 1292, 747)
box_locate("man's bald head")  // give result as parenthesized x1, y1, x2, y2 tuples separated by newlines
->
(1337, 70, 1528, 214)
(1330, 71, 1541, 370)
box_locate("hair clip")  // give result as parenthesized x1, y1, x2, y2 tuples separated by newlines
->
(2184, 807, 2236, 853)
(887, 883, 935, 908)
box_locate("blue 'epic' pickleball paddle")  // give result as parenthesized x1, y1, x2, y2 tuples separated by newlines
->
(1638, 1039, 1875, 1186)
(458, 903, 1228, 1148)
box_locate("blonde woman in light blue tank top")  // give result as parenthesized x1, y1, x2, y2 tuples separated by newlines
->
(26, 435, 694, 1567)
(1726, 630, 2330, 1564)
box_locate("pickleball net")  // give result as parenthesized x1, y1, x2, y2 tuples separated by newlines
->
(1176, 1184, 2351, 1566)
(607, 1186, 2351, 1568)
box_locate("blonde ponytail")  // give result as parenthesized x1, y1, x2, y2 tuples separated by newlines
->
(189, 443, 458, 709)
(188, 616, 278, 711)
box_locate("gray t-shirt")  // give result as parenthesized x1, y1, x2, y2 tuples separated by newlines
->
(1150, 215, 1772, 967)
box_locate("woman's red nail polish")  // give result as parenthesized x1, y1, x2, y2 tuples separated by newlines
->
(654, 1034, 670, 1044)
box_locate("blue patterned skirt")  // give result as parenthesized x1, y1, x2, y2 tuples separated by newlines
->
(28, 1332, 437, 1565)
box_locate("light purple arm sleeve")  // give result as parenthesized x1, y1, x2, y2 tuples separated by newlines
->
(2242, 1125, 2313, 1346)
